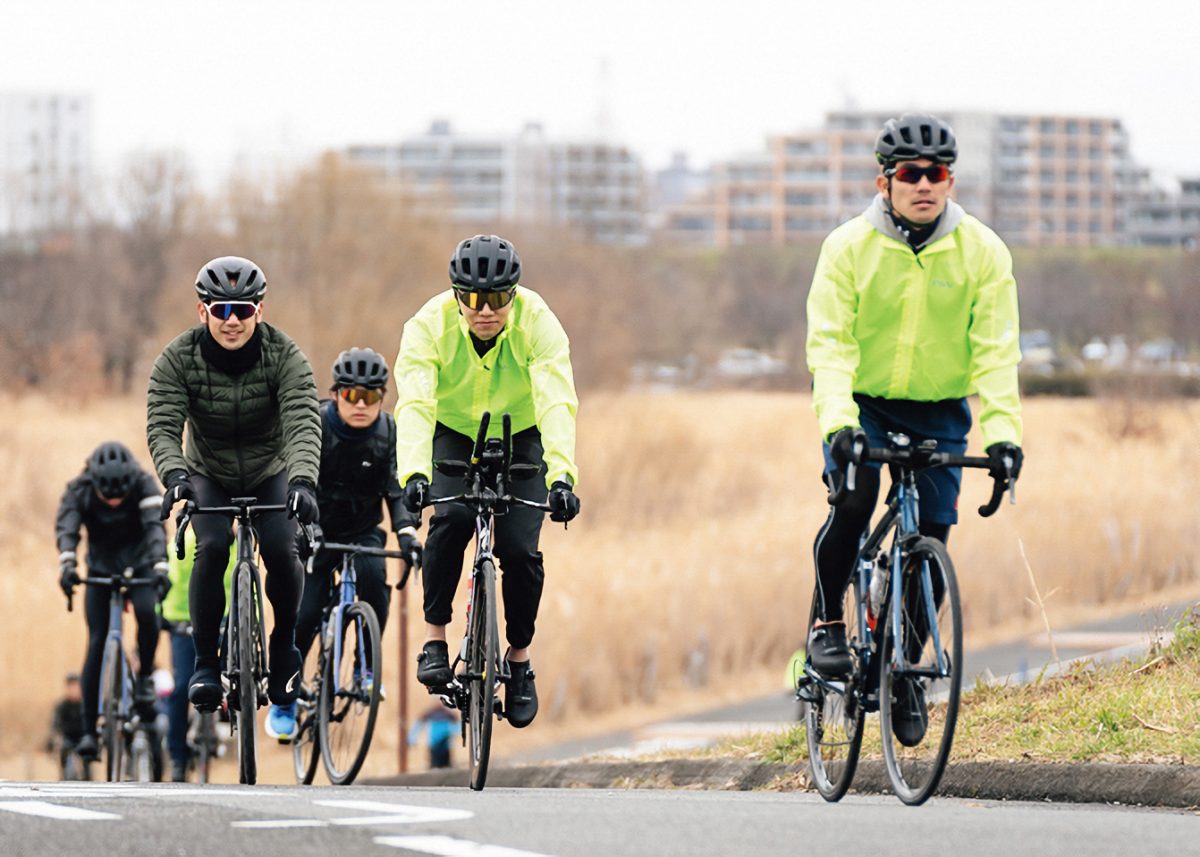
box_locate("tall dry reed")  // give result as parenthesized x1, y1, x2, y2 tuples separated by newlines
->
(4, 392, 1199, 779)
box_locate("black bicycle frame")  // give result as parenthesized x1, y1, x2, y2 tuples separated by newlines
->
(424, 412, 552, 704)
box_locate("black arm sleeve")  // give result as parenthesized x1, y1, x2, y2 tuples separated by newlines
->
(55, 482, 84, 557)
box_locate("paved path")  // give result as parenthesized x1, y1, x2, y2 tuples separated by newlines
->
(0, 781, 1194, 857)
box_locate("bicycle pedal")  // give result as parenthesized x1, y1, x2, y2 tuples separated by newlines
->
(794, 677, 819, 704)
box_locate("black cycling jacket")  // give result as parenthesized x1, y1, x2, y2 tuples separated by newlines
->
(55, 470, 167, 569)
(316, 399, 408, 538)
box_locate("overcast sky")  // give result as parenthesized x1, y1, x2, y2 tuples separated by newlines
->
(3, 0, 1197, 184)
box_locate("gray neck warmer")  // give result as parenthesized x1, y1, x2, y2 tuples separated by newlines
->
(864, 194, 965, 252)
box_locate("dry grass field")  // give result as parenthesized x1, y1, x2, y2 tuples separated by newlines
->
(4, 391, 1200, 781)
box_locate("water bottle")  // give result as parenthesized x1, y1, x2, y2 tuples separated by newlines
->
(867, 554, 888, 628)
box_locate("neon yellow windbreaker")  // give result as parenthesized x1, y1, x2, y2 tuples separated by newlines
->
(393, 287, 579, 490)
(161, 528, 236, 624)
(806, 203, 1022, 448)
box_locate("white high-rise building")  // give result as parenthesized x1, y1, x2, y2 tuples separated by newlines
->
(0, 92, 93, 235)
(346, 121, 646, 245)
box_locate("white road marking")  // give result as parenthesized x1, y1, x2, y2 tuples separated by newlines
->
(313, 800, 473, 823)
(232, 819, 331, 829)
(0, 800, 120, 821)
(375, 835, 558, 857)
(233, 800, 474, 829)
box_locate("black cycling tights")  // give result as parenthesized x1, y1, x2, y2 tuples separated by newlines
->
(813, 467, 950, 623)
(81, 562, 158, 733)
(189, 471, 303, 664)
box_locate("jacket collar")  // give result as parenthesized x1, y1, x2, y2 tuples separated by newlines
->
(864, 194, 965, 252)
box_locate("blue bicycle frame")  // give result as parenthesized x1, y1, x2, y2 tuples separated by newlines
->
(327, 558, 371, 695)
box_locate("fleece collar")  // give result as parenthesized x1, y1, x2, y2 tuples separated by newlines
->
(864, 193, 965, 252)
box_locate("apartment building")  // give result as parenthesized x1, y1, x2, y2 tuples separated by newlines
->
(666, 109, 1148, 248)
(1129, 178, 1200, 248)
(0, 92, 93, 235)
(346, 121, 646, 245)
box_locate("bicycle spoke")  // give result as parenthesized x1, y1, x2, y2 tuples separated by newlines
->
(879, 537, 962, 805)
(319, 603, 382, 785)
(804, 584, 864, 802)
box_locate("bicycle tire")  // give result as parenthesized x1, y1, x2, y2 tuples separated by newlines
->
(234, 561, 259, 785)
(132, 728, 153, 783)
(467, 560, 497, 792)
(804, 588, 865, 802)
(100, 639, 125, 782)
(319, 602, 382, 785)
(293, 645, 323, 785)
(196, 712, 215, 784)
(878, 537, 962, 806)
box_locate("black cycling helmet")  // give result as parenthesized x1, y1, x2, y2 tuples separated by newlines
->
(332, 347, 389, 389)
(875, 114, 958, 167)
(194, 256, 268, 302)
(448, 234, 521, 291)
(87, 441, 138, 499)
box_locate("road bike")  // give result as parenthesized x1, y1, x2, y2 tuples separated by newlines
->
(422, 411, 555, 791)
(70, 569, 162, 782)
(187, 704, 222, 783)
(797, 432, 1015, 805)
(292, 536, 414, 785)
(175, 497, 309, 785)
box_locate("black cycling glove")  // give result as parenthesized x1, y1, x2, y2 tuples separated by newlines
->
(403, 476, 430, 515)
(548, 481, 580, 523)
(828, 427, 868, 470)
(160, 471, 195, 521)
(287, 479, 320, 525)
(985, 442, 1023, 482)
(58, 558, 80, 598)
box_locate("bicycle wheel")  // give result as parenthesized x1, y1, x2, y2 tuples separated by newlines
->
(292, 642, 323, 785)
(99, 640, 125, 782)
(233, 561, 259, 785)
(467, 560, 498, 792)
(878, 536, 962, 805)
(131, 728, 153, 783)
(803, 586, 865, 802)
(319, 602, 382, 785)
(196, 712, 216, 784)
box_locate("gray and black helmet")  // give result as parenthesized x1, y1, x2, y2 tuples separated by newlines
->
(448, 234, 521, 291)
(875, 114, 958, 166)
(87, 441, 138, 499)
(194, 256, 268, 302)
(332, 347, 389, 389)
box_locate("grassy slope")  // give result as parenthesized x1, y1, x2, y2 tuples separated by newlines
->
(718, 610, 1200, 766)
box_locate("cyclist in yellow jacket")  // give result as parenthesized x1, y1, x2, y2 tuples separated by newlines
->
(394, 234, 579, 729)
(805, 115, 1023, 741)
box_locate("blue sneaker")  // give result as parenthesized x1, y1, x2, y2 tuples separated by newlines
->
(265, 703, 297, 743)
(363, 673, 386, 701)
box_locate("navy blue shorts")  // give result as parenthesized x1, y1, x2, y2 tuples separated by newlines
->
(821, 395, 972, 526)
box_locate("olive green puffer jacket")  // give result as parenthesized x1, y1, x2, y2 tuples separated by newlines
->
(147, 323, 321, 493)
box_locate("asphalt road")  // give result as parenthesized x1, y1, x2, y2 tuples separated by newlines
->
(0, 781, 1194, 857)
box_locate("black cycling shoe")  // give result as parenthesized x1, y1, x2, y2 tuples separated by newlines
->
(504, 660, 538, 729)
(416, 641, 454, 687)
(170, 759, 188, 783)
(891, 676, 928, 747)
(268, 643, 303, 706)
(808, 623, 854, 678)
(134, 675, 157, 718)
(188, 659, 223, 712)
(76, 733, 99, 761)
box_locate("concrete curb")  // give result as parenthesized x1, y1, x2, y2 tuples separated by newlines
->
(365, 759, 1200, 808)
